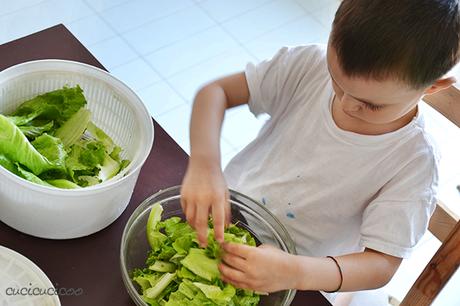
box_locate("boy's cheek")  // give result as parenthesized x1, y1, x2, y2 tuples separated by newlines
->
(331, 81, 344, 98)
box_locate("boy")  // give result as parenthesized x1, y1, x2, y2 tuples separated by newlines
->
(180, 0, 459, 299)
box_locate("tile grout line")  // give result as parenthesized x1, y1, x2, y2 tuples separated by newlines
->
(0, 0, 48, 19)
(112, 0, 278, 61)
(194, 0, 329, 62)
(165, 4, 332, 71)
(293, 0, 337, 38)
(0, 0, 95, 44)
(104, 2, 205, 35)
(86, 0, 274, 56)
(194, 1, 266, 62)
(89, 0, 311, 75)
(84, 1, 253, 77)
(304, 1, 339, 30)
(293, 0, 338, 14)
(238, 13, 312, 61)
(85, 0, 132, 14)
(206, 0, 276, 24)
(89, 0, 193, 34)
(82, 0, 192, 105)
(85, 3, 214, 53)
(150, 101, 191, 119)
(89, 16, 245, 91)
(108, 23, 217, 67)
(191, 0, 311, 63)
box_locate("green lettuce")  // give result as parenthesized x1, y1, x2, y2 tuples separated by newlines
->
(86, 121, 116, 154)
(0, 86, 131, 189)
(131, 203, 261, 306)
(46, 179, 81, 189)
(192, 283, 236, 304)
(0, 114, 58, 175)
(18, 120, 54, 139)
(86, 121, 130, 171)
(54, 108, 91, 147)
(31, 133, 67, 171)
(15, 163, 53, 187)
(8, 86, 86, 127)
(180, 248, 220, 282)
(0, 154, 18, 174)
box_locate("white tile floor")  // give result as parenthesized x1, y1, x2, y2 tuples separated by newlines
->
(1, 1, 459, 305)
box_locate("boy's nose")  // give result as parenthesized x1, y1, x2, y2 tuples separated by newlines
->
(341, 94, 361, 112)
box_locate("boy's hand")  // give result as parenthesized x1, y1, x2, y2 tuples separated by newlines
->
(180, 156, 230, 247)
(219, 243, 299, 293)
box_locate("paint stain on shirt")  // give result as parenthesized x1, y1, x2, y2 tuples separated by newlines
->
(286, 212, 296, 219)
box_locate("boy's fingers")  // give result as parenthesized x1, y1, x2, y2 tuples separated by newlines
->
(221, 275, 250, 290)
(185, 201, 196, 226)
(223, 242, 253, 258)
(222, 253, 247, 271)
(219, 263, 246, 282)
(180, 197, 186, 213)
(212, 200, 225, 243)
(180, 197, 187, 214)
(195, 203, 210, 247)
(224, 190, 231, 226)
(225, 204, 231, 226)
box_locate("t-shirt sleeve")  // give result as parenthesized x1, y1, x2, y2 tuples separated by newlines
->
(360, 152, 439, 258)
(245, 44, 326, 117)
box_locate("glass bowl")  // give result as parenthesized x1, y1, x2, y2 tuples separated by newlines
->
(120, 185, 297, 306)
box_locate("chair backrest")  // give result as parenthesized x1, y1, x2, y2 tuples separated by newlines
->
(400, 86, 460, 306)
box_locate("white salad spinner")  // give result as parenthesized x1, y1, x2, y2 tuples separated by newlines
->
(0, 60, 154, 239)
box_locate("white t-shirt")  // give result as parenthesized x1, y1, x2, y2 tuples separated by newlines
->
(224, 44, 439, 259)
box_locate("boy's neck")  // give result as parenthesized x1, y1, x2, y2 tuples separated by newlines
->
(332, 96, 418, 136)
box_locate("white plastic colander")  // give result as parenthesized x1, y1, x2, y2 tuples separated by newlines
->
(0, 246, 60, 306)
(0, 60, 154, 239)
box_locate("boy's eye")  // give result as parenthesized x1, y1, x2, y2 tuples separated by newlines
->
(363, 102, 384, 111)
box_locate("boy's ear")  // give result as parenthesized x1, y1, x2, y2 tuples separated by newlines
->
(423, 77, 457, 95)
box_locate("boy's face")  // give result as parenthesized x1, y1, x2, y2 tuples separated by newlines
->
(326, 45, 425, 128)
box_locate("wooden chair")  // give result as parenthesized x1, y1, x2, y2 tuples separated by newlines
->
(396, 86, 460, 306)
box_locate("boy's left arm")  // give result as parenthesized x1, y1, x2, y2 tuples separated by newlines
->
(219, 243, 402, 293)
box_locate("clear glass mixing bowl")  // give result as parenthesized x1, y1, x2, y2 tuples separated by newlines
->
(120, 185, 297, 306)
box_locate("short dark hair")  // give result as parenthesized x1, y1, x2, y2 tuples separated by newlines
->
(330, 0, 460, 89)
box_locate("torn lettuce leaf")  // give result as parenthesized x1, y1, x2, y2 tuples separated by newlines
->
(0, 86, 131, 189)
(31, 133, 67, 171)
(0, 114, 58, 175)
(54, 108, 91, 147)
(46, 179, 81, 189)
(8, 86, 86, 127)
(86, 121, 116, 154)
(131, 203, 261, 306)
(0, 154, 19, 175)
(18, 120, 54, 140)
(15, 164, 54, 187)
(180, 248, 220, 282)
(97, 152, 120, 182)
(192, 282, 236, 304)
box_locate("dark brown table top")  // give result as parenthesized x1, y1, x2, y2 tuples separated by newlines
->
(0, 24, 331, 306)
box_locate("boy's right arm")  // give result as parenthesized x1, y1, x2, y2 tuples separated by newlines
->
(180, 72, 250, 247)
